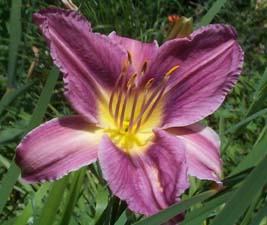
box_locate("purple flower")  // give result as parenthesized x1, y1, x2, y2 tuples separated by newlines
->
(15, 8, 244, 221)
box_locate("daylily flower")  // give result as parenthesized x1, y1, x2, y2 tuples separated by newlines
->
(15, 8, 244, 223)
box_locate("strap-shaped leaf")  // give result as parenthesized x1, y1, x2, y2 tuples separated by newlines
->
(211, 156, 267, 225)
(133, 191, 215, 225)
(0, 66, 59, 214)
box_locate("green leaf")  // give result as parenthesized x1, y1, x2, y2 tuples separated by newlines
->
(239, 190, 262, 225)
(0, 127, 24, 145)
(0, 161, 20, 212)
(12, 183, 51, 225)
(248, 200, 267, 225)
(26, 66, 59, 132)
(223, 108, 267, 135)
(133, 190, 215, 225)
(0, 155, 10, 169)
(0, 67, 59, 214)
(181, 191, 234, 225)
(1, 218, 16, 225)
(94, 185, 109, 223)
(197, 0, 228, 28)
(57, 168, 87, 225)
(114, 211, 127, 225)
(211, 156, 267, 225)
(7, 0, 22, 88)
(230, 131, 267, 176)
(246, 66, 267, 116)
(36, 177, 68, 225)
(0, 82, 33, 117)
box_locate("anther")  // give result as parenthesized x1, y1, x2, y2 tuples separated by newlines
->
(145, 78, 154, 89)
(127, 73, 137, 88)
(119, 73, 138, 130)
(141, 61, 148, 74)
(122, 58, 129, 75)
(127, 51, 133, 65)
(164, 65, 180, 77)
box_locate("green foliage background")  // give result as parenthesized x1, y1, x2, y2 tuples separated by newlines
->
(0, 0, 267, 224)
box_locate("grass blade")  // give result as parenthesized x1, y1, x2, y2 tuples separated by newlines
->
(94, 185, 109, 223)
(211, 156, 267, 225)
(26, 66, 59, 132)
(0, 127, 24, 145)
(0, 82, 33, 117)
(230, 131, 267, 176)
(133, 190, 215, 225)
(2, 218, 16, 225)
(36, 176, 68, 225)
(0, 67, 59, 214)
(222, 67, 267, 136)
(246, 66, 267, 116)
(181, 191, 234, 225)
(114, 211, 127, 225)
(223, 108, 267, 135)
(12, 183, 51, 225)
(197, 0, 228, 28)
(7, 0, 22, 88)
(0, 161, 20, 212)
(248, 200, 267, 225)
(57, 169, 87, 225)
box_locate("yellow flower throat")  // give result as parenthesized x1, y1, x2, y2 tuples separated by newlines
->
(98, 53, 180, 155)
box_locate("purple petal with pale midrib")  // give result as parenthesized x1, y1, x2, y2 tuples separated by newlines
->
(15, 116, 101, 183)
(33, 8, 127, 123)
(167, 123, 222, 182)
(98, 129, 189, 222)
(145, 24, 244, 128)
(109, 32, 158, 79)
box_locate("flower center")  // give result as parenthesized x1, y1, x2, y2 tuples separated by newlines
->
(98, 54, 179, 155)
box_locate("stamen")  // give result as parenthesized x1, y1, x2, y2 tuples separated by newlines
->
(131, 78, 160, 131)
(127, 51, 133, 65)
(140, 66, 180, 122)
(165, 65, 180, 77)
(145, 78, 154, 89)
(132, 73, 172, 132)
(122, 58, 129, 74)
(108, 62, 180, 139)
(109, 59, 128, 117)
(127, 89, 139, 133)
(114, 74, 127, 124)
(133, 78, 155, 131)
(119, 73, 137, 129)
(119, 87, 132, 130)
(109, 75, 122, 117)
(141, 85, 166, 126)
(141, 61, 148, 74)
(127, 73, 137, 87)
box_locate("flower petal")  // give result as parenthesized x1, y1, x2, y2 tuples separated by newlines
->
(146, 24, 244, 128)
(109, 32, 158, 76)
(33, 8, 127, 122)
(167, 123, 222, 182)
(98, 129, 189, 219)
(15, 116, 102, 183)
